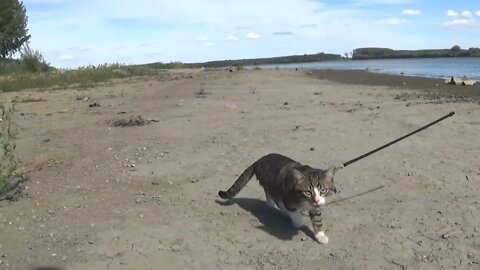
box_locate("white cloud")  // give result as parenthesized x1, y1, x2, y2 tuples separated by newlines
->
(235, 26, 253, 30)
(298, 23, 317, 28)
(476, 10, 480, 17)
(402, 9, 421, 16)
(447, 10, 457, 17)
(443, 10, 477, 28)
(443, 19, 473, 27)
(246, 32, 260, 39)
(378, 18, 408, 25)
(59, 54, 74, 60)
(273, 31, 294, 36)
(23, 0, 478, 68)
(226, 35, 239, 41)
(351, 0, 412, 6)
(461, 10, 473, 18)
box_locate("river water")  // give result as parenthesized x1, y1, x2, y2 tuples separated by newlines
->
(257, 57, 480, 81)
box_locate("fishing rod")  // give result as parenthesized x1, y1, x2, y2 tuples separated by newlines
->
(339, 111, 455, 169)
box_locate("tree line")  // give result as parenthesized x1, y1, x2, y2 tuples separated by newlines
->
(0, 0, 30, 58)
(183, 53, 342, 68)
(1, 0, 51, 74)
(352, 46, 480, 60)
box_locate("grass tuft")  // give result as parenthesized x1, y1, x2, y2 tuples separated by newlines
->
(0, 63, 168, 92)
(0, 104, 26, 201)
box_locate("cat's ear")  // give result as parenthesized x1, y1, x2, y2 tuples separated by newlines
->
(325, 166, 338, 178)
(291, 169, 306, 185)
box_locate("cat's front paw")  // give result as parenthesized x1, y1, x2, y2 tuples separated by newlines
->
(314, 231, 329, 244)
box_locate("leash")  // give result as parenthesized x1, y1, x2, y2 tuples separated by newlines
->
(339, 111, 455, 169)
(328, 185, 385, 205)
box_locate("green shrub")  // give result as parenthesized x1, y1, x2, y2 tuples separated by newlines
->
(0, 44, 51, 75)
(19, 43, 51, 72)
(0, 58, 22, 74)
(0, 63, 164, 92)
(0, 104, 25, 201)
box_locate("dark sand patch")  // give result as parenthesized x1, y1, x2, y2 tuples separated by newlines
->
(311, 69, 480, 101)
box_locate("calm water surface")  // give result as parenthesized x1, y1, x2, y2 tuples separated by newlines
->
(257, 58, 480, 81)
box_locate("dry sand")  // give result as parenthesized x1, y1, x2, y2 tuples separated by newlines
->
(0, 69, 479, 270)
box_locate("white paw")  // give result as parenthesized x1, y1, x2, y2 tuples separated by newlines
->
(315, 231, 329, 244)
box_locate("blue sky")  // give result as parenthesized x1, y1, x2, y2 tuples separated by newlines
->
(23, 0, 480, 68)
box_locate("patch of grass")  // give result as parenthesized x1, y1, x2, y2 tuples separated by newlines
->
(0, 63, 166, 92)
(110, 115, 147, 127)
(18, 44, 51, 73)
(235, 64, 245, 71)
(12, 97, 47, 103)
(0, 104, 26, 201)
(0, 59, 23, 74)
(0, 44, 52, 75)
(137, 61, 185, 70)
(195, 88, 211, 98)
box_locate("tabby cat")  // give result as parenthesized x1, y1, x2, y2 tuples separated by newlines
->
(218, 153, 337, 244)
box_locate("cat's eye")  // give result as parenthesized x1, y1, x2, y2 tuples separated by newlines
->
(320, 187, 328, 195)
(304, 190, 312, 196)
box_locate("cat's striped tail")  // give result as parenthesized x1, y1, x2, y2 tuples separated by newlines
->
(218, 164, 255, 199)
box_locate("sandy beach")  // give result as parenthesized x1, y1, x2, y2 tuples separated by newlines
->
(0, 69, 479, 269)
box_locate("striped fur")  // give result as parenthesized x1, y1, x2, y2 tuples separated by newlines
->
(218, 153, 338, 244)
(218, 164, 254, 199)
(309, 207, 323, 234)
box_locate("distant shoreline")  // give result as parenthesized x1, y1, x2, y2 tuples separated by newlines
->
(350, 55, 480, 60)
(352, 46, 480, 60)
(308, 69, 480, 100)
(179, 46, 480, 68)
(252, 57, 480, 82)
(185, 55, 480, 69)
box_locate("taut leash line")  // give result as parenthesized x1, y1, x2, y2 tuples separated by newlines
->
(339, 111, 455, 169)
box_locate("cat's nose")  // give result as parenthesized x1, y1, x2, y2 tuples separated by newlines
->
(314, 196, 325, 206)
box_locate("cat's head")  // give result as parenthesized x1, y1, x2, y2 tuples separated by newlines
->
(293, 166, 337, 207)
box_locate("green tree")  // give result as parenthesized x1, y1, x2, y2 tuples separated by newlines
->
(0, 0, 31, 58)
(450, 45, 460, 53)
